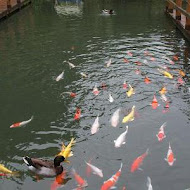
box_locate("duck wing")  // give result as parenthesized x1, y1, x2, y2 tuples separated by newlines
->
(31, 158, 54, 169)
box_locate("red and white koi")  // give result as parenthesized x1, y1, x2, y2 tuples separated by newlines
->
(85, 162, 103, 178)
(72, 168, 88, 188)
(165, 143, 176, 166)
(114, 126, 128, 148)
(91, 116, 100, 134)
(106, 58, 112, 67)
(93, 85, 100, 95)
(74, 108, 81, 120)
(68, 61, 76, 68)
(177, 77, 185, 85)
(123, 58, 129, 63)
(101, 163, 123, 190)
(127, 51, 133, 57)
(60, 92, 76, 98)
(10, 116, 33, 128)
(56, 71, 64, 82)
(156, 122, 166, 142)
(111, 108, 120, 127)
(151, 95, 159, 109)
(147, 176, 153, 190)
(108, 93, 114, 103)
(123, 81, 127, 89)
(130, 149, 149, 173)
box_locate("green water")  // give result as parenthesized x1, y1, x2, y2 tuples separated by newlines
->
(0, 0, 190, 189)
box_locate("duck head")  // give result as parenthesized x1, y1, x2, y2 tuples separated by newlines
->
(54, 155, 65, 167)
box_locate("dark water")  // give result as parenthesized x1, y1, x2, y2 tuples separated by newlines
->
(0, 0, 190, 189)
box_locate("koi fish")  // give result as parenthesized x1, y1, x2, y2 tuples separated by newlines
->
(135, 61, 142, 66)
(57, 138, 76, 160)
(80, 72, 88, 78)
(144, 76, 151, 84)
(158, 69, 173, 79)
(114, 126, 128, 148)
(156, 122, 166, 142)
(162, 56, 174, 64)
(151, 95, 158, 109)
(178, 69, 185, 77)
(56, 71, 64, 82)
(74, 108, 81, 120)
(160, 94, 167, 102)
(51, 171, 66, 190)
(122, 106, 135, 123)
(111, 108, 120, 127)
(10, 116, 33, 128)
(85, 162, 103, 178)
(91, 116, 100, 135)
(60, 92, 76, 98)
(135, 69, 141, 75)
(101, 163, 123, 190)
(68, 61, 76, 68)
(144, 51, 150, 56)
(123, 58, 129, 63)
(93, 85, 100, 95)
(127, 51, 133, 56)
(162, 102, 170, 113)
(0, 164, 18, 175)
(126, 84, 135, 97)
(178, 77, 185, 85)
(165, 143, 176, 166)
(108, 93, 114, 103)
(102, 83, 107, 90)
(123, 81, 127, 89)
(147, 177, 153, 190)
(159, 86, 167, 95)
(173, 55, 179, 61)
(106, 58, 112, 67)
(131, 149, 149, 172)
(72, 168, 88, 188)
(150, 57, 155, 61)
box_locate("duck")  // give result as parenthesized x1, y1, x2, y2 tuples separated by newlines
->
(23, 155, 65, 177)
(102, 9, 114, 15)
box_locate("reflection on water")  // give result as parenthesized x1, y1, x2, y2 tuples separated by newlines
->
(0, 0, 190, 189)
(54, 0, 83, 16)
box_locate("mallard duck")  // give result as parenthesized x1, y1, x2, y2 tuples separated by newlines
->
(23, 155, 65, 177)
(102, 9, 114, 15)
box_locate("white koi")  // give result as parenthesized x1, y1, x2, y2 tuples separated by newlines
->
(91, 116, 100, 134)
(56, 71, 64, 81)
(111, 108, 120, 127)
(85, 162, 103, 178)
(114, 126, 128, 148)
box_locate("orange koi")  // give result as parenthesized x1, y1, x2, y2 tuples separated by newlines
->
(51, 171, 66, 190)
(165, 143, 176, 166)
(151, 95, 159, 109)
(156, 122, 166, 142)
(144, 76, 151, 84)
(74, 108, 81, 120)
(159, 86, 167, 95)
(178, 69, 185, 77)
(173, 55, 179, 61)
(72, 168, 88, 188)
(150, 57, 155, 61)
(101, 163, 123, 190)
(131, 149, 149, 173)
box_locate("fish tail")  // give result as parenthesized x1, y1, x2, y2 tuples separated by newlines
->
(146, 148, 149, 155)
(11, 171, 20, 177)
(147, 176, 151, 187)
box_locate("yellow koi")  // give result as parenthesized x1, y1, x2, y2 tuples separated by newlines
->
(158, 69, 173, 79)
(57, 138, 76, 162)
(159, 86, 167, 95)
(0, 164, 18, 175)
(122, 105, 135, 123)
(126, 84, 135, 97)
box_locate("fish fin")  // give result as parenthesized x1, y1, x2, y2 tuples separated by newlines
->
(122, 142, 126, 145)
(164, 158, 168, 162)
(114, 140, 116, 143)
(64, 160, 70, 164)
(110, 186, 117, 189)
(147, 176, 151, 187)
(138, 168, 143, 171)
(129, 117, 134, 121)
